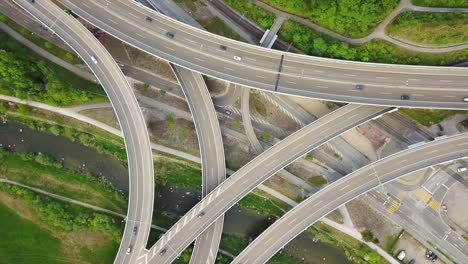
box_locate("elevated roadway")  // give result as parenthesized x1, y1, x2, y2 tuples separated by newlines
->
(170, 66, 226, 264)
(137, 104, 391, 263)
(60, 0, 468, 109)
(232, 134, 468, 263)
(14, 0, 155, 263)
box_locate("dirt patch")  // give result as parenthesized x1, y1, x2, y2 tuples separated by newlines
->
(252, 91, 299, 132)
(134, 82, 190, 112)
(347, 198, 401, 248)
(263, 175, 304, 202)
(356, 123, 387, 151)
(79, 108, 119, 129)
(224, 138, 254, 171)
(204, 76, 228, 96)
(326, 209, 344, 224)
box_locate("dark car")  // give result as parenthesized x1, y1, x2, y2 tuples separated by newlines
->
(355, 84, 364, 90)
(145, 16, 153, 22)
(220, 45, 227, 51)
(166, 32, 175, 39)
(408, 259, 415, 264)
(224, 109, 233, 116)
(197, 212, 205, 218)
(133, 226, 138, 235)
(401, 94, 410, 100)
(159, 248, 167, 256)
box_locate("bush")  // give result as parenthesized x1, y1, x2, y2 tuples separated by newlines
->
(158, 89, 166, 97)
(224, 0, 276, 28)
(232, 119, 240, 128)
(361, 229, 375, 242)
(412, 0, 468, 7)
(260, 132, 270, 140)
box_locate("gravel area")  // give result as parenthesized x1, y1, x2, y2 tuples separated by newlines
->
(347, 198, 402, 248)
(251, 91, 299, 132)
(393, 232, 444, 264)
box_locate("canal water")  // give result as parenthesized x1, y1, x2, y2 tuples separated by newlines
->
(0, 120, 351, 264)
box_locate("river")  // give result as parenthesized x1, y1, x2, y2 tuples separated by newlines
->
(0, 120, 351, 264)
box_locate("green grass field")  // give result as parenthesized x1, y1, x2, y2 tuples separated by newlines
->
(387, 12, 468, 45)
(198, 17, 243, 41)
(0, 203, 63, 264)
(399, 108, 467, 126)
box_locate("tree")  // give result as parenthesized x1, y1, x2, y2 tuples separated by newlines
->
(361, 229, 375, 242)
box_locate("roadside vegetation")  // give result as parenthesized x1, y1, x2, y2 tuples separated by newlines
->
(224, 0, 276, 28)
(279, 20, 468, 65)
(387, 12, 468, 45)
(309, 222, 389, 264)
(399, 108, 467, 126)
(0, 183, 122, 263)
(307, 175, 327, 186)
(412, 0, 468, 7)
(0, 149, 127, 213)
(0, 30, 106, 106)
(0, 13, 82, 64)
(198, 17, 243, 41)
(261, 0, 399, 38)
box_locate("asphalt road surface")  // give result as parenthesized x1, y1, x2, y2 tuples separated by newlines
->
(14, 1, 154, 264)
(170, 66, 226, 264)
(137, 104, 390, 263)
(59, 0, 468, 109)
(233, 134, 468, 263)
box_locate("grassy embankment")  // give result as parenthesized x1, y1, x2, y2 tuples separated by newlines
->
(309, 222, 390, 264)
(0, 183, 122, 264)
(198, 17, 243, 41)
(387, 12, 468, 45)
(412, 0, 468, 7)
(399, 108, 467, 127)
(260, 0, 398, 38)
(224, 0, 276, 29)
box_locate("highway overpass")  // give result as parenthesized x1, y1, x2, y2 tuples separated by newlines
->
(14, 1, 155, 263)
(59, 0, 468, 109)
(137, 104, 391, 263)
(170, 66, 226, 264)
(232, 133, 468, 263)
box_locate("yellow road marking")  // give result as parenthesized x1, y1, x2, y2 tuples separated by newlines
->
(388, 201, 399, 214)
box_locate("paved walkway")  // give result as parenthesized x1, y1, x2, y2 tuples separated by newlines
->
(253, 0, 468, 52)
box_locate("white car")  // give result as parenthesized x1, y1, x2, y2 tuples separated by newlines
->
(126, 246, 132, 255)
(90, 56, 98, 64)
(233, 55, 242, 61)
(457, 167, 467, 173)
(464, 97, 468, 102)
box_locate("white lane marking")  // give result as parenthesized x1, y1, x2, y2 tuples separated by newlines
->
(440, 80, 452, 83)
(339, 184, 350, 191)
(376, 76, 388, 80)
(427, 150, 438, 155)
(458, 142, 468, 146)
(441, 184, 449, 189)
(129, 12, 139, 19)
(380, 92, 392, 95)
(345, 74, 356, 77)
(286, 81, 296, 84)
(412, 94, 425, 97)
(313, 70, 324, 73)
(82, 2, 91, 8)
(107, 18, 118, 24)
(175, 223, 179, 233)
(288, 217, 299, 226)
(184, 37, 197, 44)
(223, 67, 235, 71)
(207, 193, 213, 204)
(348, 89, 360, 92)
(216, 186, 221, 197)
(135, 32, 146, 39)
(190, 210, 196, 219)
(443, 95, 456, 98)
(194, 57, 204, 62)
(183, 217, 187, 226)
(408, 79, 421, 81)
(317, 85, 328, 89)
(157, 26, 166, 31)
(200, 199, 206, 210)
(255, 75, 266, 78)
(246, 57, 256, 62)
(168, 231, 172, 241)
(164, 46, 175, 51)
(397, 159, 408, 164)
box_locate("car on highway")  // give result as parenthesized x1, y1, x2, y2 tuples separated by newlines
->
(159, 248, 167, 256)
(408, 259, 415, 264)
(355, 84, 364, 90)
(457, 166, 467, 172)
(90, 56, 98, 64)
(166, 32, 175, 39)
(401, 94, 410, 100)
(145, 16, 153, 22)
(233, 55, 242, 61)
(197, 212, 205, 218)
(464, 97, 468, 102)
(133, 226, 138, 235)
(126, 246, 132, 255)
(220, 45, 227, 51)
(224, 109, 233, 116)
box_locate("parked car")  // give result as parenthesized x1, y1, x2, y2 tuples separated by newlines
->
(408, 259, 415, 264)
(224, 109, 233, 116)
(397, 250, 406, 261)
(457, 166, 467, 173)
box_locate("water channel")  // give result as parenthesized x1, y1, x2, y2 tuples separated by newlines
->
(0, 120, 351, 264)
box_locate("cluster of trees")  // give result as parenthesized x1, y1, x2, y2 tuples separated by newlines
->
(278, 20, 468, 65)
(262, 0, 399, 37)
(0, 31, 94, 105)
(0, 183, 122, 241)
(225, 0, 276, 29)
(412, 0, 468, 7)
(388, 12, 468, 45)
